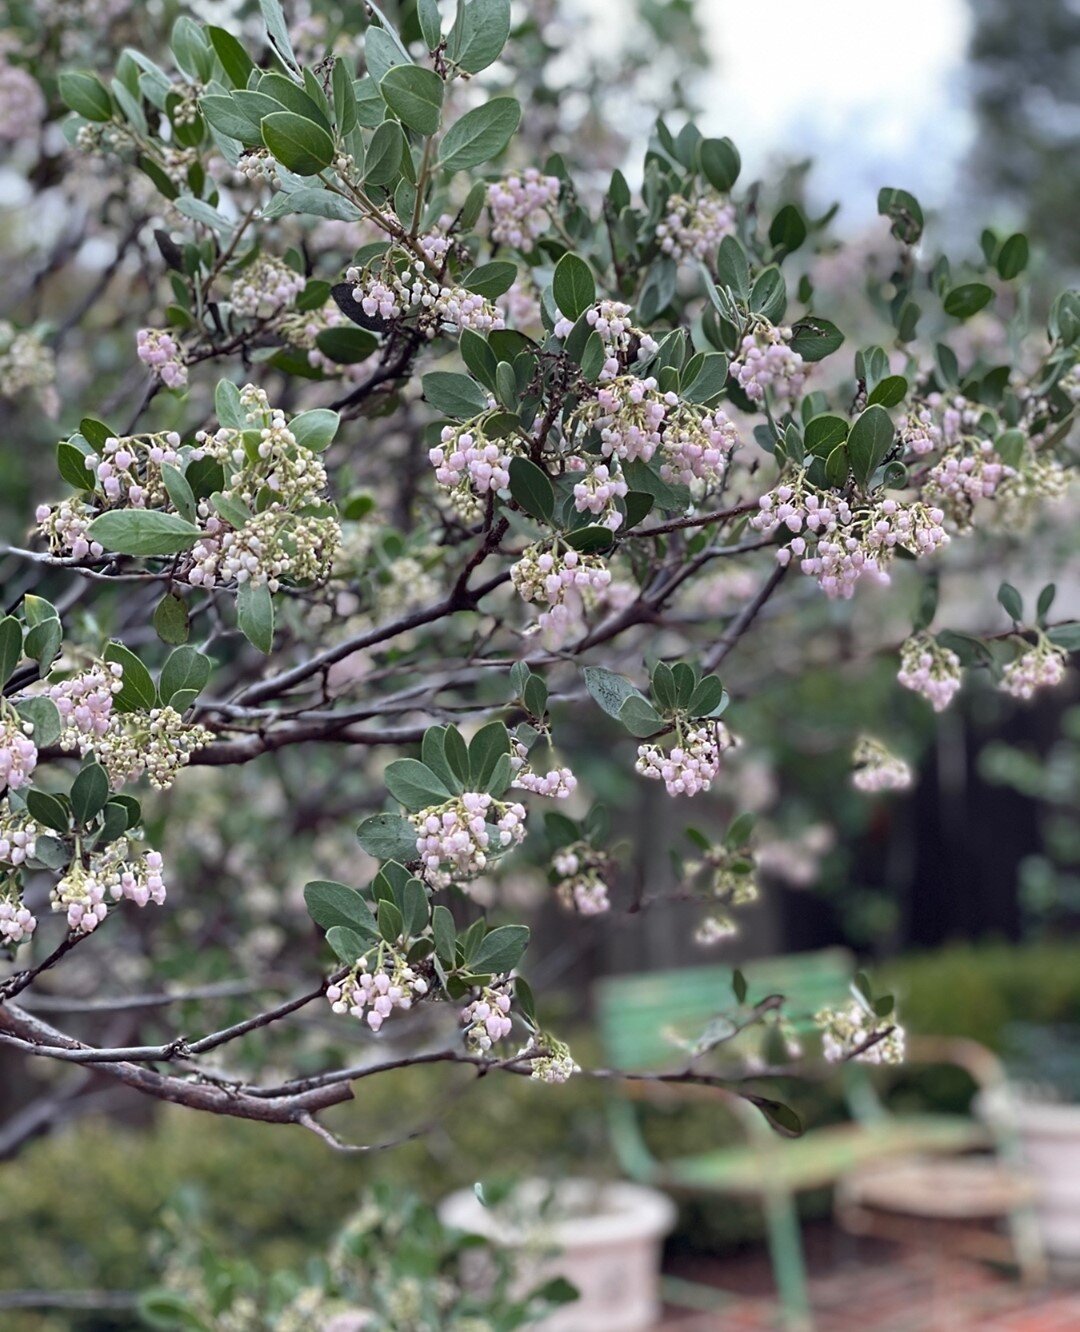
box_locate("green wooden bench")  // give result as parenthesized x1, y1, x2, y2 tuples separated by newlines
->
(594, 949, 1008, 1332)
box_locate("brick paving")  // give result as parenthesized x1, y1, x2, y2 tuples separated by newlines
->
(652, 1233, 1080, 1331)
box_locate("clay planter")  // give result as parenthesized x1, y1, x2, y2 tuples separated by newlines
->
(439, 1178, 676, 1331)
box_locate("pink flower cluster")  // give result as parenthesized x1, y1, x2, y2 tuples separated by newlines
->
(136, 328, 187, 390)
(552, 848, 611, 916)
(230, 257, 305, 319)
(35, 498, 103, 561)
(897, 635, 963, 712)
(326, 956, 428, 1032)
(752, 484, 949, 599)
(554, 300, 658, 380)
(1000, 642, 1067, 700)
(732, 323, 807, 406)
(924, 442, 1013, 529)
(83, 431, 183, 506)
(487, 168, 560, 252)
(50, 660, 123, 752)
(0, 712, 37, 790)
(513, 765, 577, 798)
(0, 895, 35, 947)
(656, 192, 736, 263)
(462, 986, 514, 1052)
(346, 257, 505, 336)
(429, 423, 511, 497)
(413, 791, 527, 887)
(572, 463, 628, 530)
(851, 736, 912, 793)
(580, 375, 672, 464)
(636, 724, 732, 797)
(658, 406, 739, 489)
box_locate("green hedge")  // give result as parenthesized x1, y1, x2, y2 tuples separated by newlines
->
(3, 941, 1079, 1326)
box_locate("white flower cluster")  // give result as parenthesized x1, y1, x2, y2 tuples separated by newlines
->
(552, 847, 610, 915)
(554, 301, 658, 380)
(635, 723, 733, 797)
(751, 482, 949, 599)
(35, 497, 103, 561)
(92, 706, 212, 790)
(487, 168, 560, 251)
(412, 791, 527, 888)
(462, 985, 514, 1052)
(188, 386, 340, 590)
(1000, 641, 1068, 700)
(656, 191, 737, 263)
(851, 736, 912, 793)
(923, 441, 1013, 530)
(694, 914, 737, 946)
(0, 808, 38, 868)
(230, 256, 306, 319)
(993, 455, 1070, 531)
(0, 322, 58, 414)
(817, 999, 906, 1065)
(897, 634, 963, 712)
(0, 709, 38, 790)
(520, 1033, 578, 1083)
(326, 951, 428, 1032)
(50, 660, 123, 752)
(732, 322, 807, 406)
(510, 544, 612, 641)
(429, 418, 512, 518)
(136, 328, 188, 390)
(898, 403, 943, 456)
(346, 252, 505, 337)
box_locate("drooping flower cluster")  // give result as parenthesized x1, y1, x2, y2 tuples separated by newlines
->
(923, 441, 1014, 530)
(428, 417, 512, 519)
(49, 659, 123, 753)
(897, 634, 963, 712)
(412, 791, 527, 889)
(186, 386, 340, 590)
(687, 838, 760, 946)
(461, 984, 513, 1052)
(0, 322, 58, 414)
(510, 544, 612, 641)
(732, 321, 807, 406)
(554, 300, 658, 380)
(510, 739, 577, 798)
(636, 723, 734, 797)
(655, 191, 737, 263)
(136, 328, 188, 389)
(993, 455, 1071, 531)
(520, 1033, 579, 1083)
(571, 463, 628, 530)
(487, 168, 560, 251)
(92, 706, 212, 790)
(230, 256, 306, 319)
(345, 249, 504, 337)
(0, 890, 36, 947)
(816, 999, 906, 1065)
(0, 708, 38, 790)
(657, 404, 740, 489)
(0, 807, 39, 869)
(35, 497, 103, 561)
(83, 430, 184, 507)
(1000, 640, 1068, 700)
(551, 846, 610, 915)
(573, 375, 671, 464)
(326, 949, 428, 1032)
(751, 480, 949, 599)
(851, 736, 912, 793)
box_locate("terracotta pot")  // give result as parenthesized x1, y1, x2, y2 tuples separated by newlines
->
(439, 1178, 676, 1331)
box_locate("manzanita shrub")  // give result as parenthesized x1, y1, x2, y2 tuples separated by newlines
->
(1, 0, 1079, 1146)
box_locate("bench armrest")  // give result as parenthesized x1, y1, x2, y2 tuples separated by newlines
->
(902, 1035, 1008, 1093)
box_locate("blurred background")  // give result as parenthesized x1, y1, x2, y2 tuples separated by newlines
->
(1, 0, 1079, 1328)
